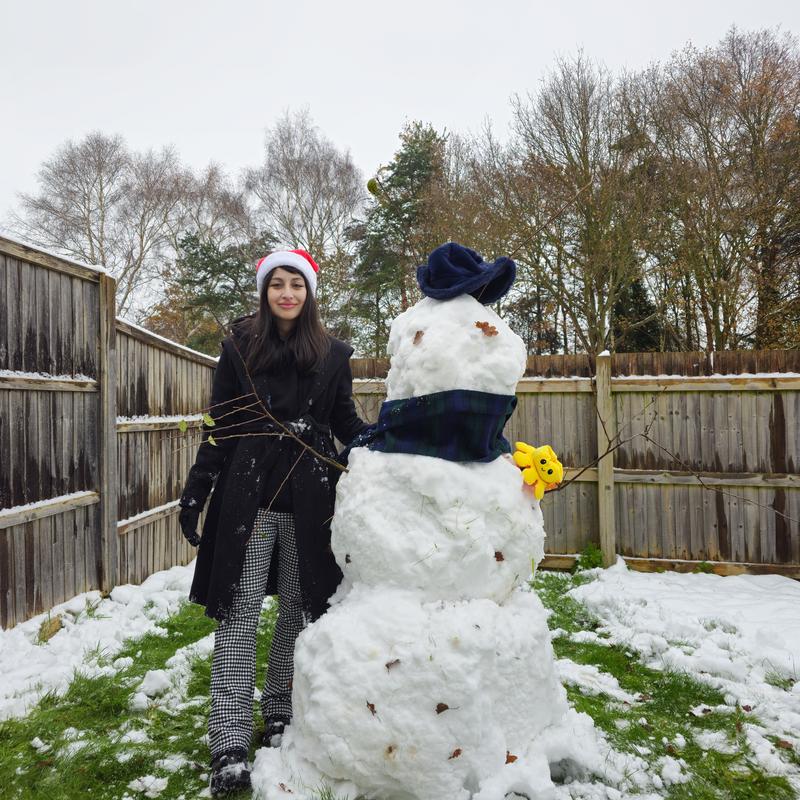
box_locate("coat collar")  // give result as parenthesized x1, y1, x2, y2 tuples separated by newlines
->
(222, 334, 352, 415)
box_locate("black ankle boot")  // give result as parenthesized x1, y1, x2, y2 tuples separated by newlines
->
(262, 714, 292, 747)
(209, 748, 251, 796)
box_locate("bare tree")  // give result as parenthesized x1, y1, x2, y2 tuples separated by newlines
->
(510, 55, 657, 354)
(722, 28, 800, 348)
(633, 28, 800, 351)
(12, 132, 185, 316)
(246, 109, 363, 256)
(168, 163, 255, 251)
(245, 109, 365, 330)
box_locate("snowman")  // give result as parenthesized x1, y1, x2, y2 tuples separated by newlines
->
(252, 243, 596, 800)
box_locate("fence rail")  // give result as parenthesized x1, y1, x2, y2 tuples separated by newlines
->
(2, 233, 798, 628)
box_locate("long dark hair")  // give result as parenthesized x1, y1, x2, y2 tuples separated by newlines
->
(241, 266, 330, 374)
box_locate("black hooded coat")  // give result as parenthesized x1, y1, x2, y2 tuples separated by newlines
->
(179, 324, 367, 622)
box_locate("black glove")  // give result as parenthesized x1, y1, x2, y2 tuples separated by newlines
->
(179, 507, 202, 547)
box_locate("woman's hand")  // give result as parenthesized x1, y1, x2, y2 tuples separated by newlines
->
(179, 507, 202, 547)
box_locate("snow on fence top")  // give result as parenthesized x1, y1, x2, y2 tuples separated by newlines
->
(116, 317, 218, 366)
(349, 351, 800, 380)
(0, 233, 107, 277)
(353, 371, 800, 384)
(0, 369, 95, 383)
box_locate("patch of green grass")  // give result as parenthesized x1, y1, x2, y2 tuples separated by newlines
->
(534, 571, 601, 634)
(765, 671, 796, 692)
(574, 541, 605, 571)
(0, 600, 279, 800)
(534, 570, 797, 800)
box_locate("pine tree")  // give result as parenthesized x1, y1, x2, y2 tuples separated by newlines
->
(611, 277, 663, 352)
(349, 122, 447, 355)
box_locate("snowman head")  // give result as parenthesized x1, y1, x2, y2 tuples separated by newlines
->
(385, 294, 527, 400)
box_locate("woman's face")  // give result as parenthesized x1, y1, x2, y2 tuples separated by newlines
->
(267, 267, 307, 327)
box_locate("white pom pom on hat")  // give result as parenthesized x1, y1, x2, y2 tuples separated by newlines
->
(256, 249, 319, 297)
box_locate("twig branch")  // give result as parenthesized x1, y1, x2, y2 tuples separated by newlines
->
(507, 180, 594, 263)
(638, 432, 799, 526)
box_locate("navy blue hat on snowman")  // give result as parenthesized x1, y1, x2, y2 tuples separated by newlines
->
(416, 242, 516, 304)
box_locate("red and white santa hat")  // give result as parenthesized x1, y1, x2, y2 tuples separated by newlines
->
(256, 249, 319, 297)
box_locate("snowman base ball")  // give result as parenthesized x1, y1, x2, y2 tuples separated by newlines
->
(253, 587, 594, 800)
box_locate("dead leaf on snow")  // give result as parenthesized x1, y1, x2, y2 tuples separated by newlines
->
(37, 614, 63, 644)
(475, 321, 499, 337)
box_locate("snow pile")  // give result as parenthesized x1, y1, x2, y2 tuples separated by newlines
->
(555, 659, 637, 704)
(120, 729, 151, 745)
(570, 559, 800, 781)
(127, 774, 169, 798)
(30, 736, 51, 754)
(155, 754, 190, 773)
(0, 561, 196, 720)
(253, 294, 612, 799)
(130, 632, 215, 712)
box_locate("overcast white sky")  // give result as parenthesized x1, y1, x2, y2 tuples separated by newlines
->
(2, 0, 798, 225)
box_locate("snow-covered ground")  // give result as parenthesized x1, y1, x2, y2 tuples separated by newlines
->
(568, 559, 800, 789)
(1, 557, 799, 796)
(0, 562, 196, 721)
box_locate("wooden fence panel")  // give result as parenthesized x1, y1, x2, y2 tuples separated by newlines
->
(1, 236, 216, 627)
(116, 427, 203, 521)
(615, 483, 800, 564)
(0, 390, 97, 509)
(0, 499, 100, 625)
(0, 252, 99, 376)
(116, 321, 216, 417)
(612, 390, 798, 476)
(114, 321, 214, 585)
(1, 237, 107, 627)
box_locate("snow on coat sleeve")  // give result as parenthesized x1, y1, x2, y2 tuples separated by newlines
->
(179, 344, 240, 511)
(330, 358, 370, 447)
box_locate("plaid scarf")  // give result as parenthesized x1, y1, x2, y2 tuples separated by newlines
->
(342, 389, 516, 464)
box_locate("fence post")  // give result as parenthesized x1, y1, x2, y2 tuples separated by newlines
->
(97, 273, 119, 593)
(595, 351, 617, 566)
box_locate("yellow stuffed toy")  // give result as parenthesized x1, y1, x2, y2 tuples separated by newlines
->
(513, 441, 564, 500)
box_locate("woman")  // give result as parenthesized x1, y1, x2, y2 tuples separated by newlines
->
(178, 249, 368, 796)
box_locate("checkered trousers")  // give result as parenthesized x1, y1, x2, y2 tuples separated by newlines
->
(208, 509, 306, 758)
